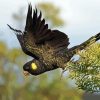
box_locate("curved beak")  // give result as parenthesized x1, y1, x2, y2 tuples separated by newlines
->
(23, 71, 30, 76)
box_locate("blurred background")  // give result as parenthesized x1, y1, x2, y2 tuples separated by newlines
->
(0, 0, 100, 100)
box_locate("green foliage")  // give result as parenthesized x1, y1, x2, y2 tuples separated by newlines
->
(67, 43, 100, 92)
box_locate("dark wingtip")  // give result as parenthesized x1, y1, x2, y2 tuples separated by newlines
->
(7, 24, 14, 30)
(34, 5, 38, 15)
(39, 11, 42, 19)
(7, 24, 22, 33)
(95, 32, 100, 41)
(28, 2, 32, 7)
(28, 3, 32, 12)
(7, 24, 10, 28)
(35, 5, 37, 10)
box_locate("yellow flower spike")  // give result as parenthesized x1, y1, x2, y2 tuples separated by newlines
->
(31, 63, 37, 70)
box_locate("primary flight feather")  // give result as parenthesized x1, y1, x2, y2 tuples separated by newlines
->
(8, 4, 100, 76)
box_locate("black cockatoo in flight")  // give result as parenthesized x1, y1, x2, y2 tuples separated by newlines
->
(8, 4, 100, 76)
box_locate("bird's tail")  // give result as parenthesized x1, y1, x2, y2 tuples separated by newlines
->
(68, 32, 100, 57)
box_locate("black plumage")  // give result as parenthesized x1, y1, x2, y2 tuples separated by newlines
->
(8, 4, 100, 76)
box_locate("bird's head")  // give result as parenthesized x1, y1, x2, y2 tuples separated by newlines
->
(23, 60, 45, 76)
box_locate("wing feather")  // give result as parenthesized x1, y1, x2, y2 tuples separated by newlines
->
(24, 4, 70, 54)
(16, 33, 39, 59)
(8, 4, 70, 60)
(8, 3, 70, 60)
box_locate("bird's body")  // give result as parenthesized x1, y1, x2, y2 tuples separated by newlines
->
(8, 4, 100, 75)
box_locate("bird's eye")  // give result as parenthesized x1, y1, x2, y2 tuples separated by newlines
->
(23, 65, 29, 71)
(31, 63, 37, 70)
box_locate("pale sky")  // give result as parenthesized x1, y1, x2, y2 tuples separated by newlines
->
(0, 0, 100, 48)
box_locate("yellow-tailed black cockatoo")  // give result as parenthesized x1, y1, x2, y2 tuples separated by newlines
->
(8, 4, 100, 76)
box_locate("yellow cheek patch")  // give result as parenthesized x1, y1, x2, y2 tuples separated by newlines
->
(31, 63, 37, 70)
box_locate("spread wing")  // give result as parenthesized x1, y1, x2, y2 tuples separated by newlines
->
(8, 4, 70, 60)
(24, 4, 70, 54)
(7, 24, 39, 59)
